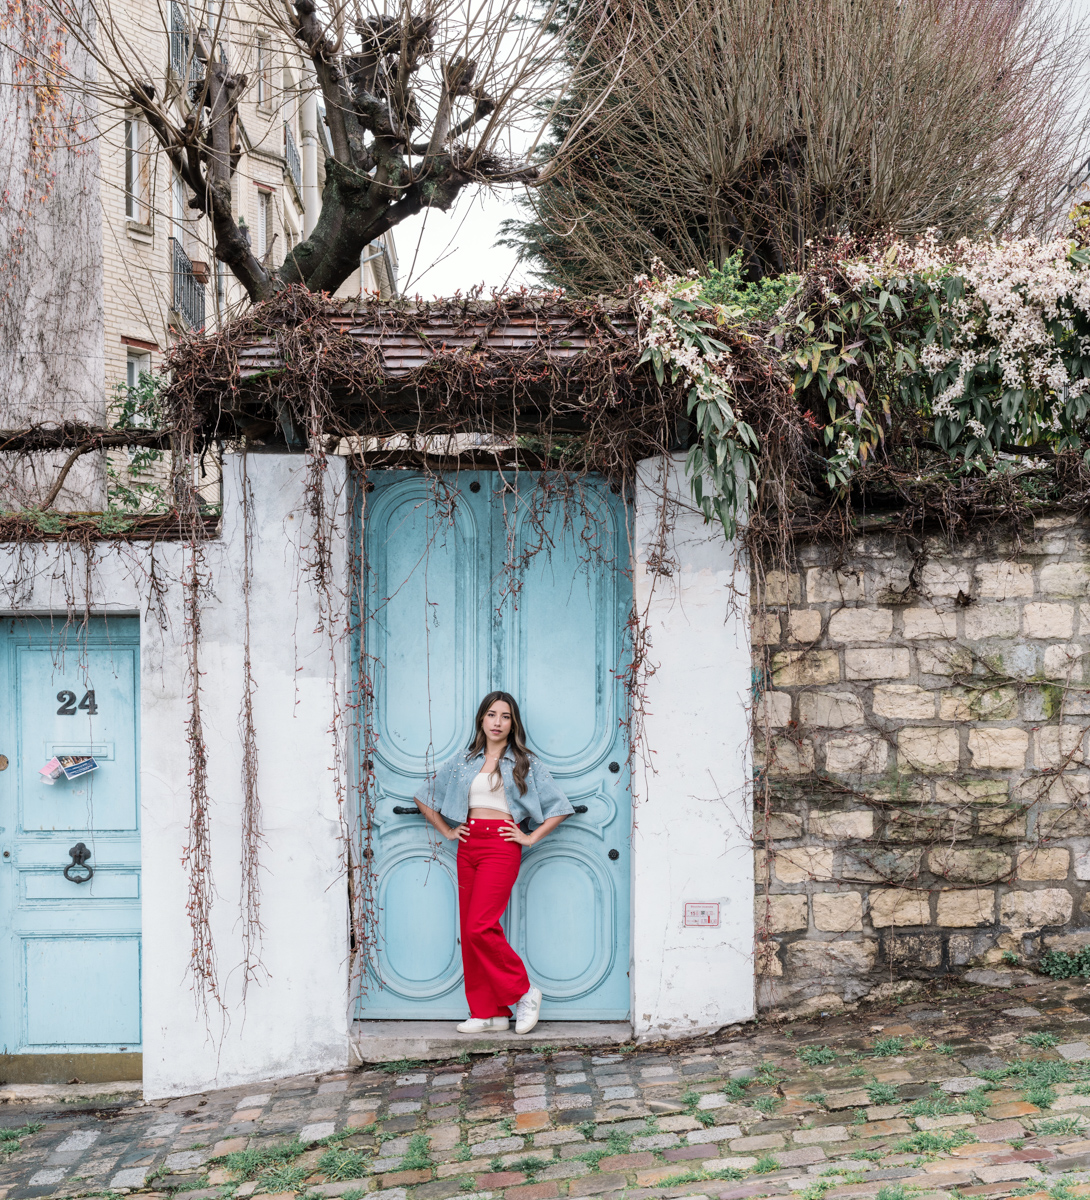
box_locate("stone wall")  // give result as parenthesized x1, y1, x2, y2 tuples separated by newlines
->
(753, 515, 1090, 1014)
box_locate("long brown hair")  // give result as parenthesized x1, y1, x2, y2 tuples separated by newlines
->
(467, 691, 532, 796)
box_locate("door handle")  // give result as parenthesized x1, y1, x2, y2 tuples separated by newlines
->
(64, 842, 94, 884)
(393, 806, 421, 815)
(573, 805, 588, 814)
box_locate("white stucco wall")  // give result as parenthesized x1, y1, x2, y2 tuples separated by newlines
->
(630, 454, 755, 1039)
(0, 453, 350, 1098)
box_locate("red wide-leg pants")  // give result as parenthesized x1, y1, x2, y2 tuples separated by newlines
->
(457, 819, 530, 1018)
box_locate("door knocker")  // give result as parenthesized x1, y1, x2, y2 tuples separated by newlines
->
(64, 842, 93, 884)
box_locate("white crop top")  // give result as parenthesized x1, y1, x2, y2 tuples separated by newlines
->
(468, 769, 510, 814)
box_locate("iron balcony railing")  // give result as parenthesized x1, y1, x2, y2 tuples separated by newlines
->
(285, 123, 302, 191)
(169, 2, 205, 86)
(170, 237, 206, 331)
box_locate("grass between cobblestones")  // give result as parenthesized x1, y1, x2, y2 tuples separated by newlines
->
(12, 980, 1090, 1200)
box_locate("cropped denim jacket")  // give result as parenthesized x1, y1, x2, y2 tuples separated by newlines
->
(413, 747, 574, 828)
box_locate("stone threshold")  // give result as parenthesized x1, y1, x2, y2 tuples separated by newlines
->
(350, 1020, 633, 1063)
(0, 1079, 143, 1105)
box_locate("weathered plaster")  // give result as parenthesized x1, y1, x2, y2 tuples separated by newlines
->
(630, 455, 755, 1038)
(0, 454, 350, 1098)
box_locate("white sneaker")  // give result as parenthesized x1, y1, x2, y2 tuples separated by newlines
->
(514, 986, 542, 1034)
(455, 1016, 510, 1033)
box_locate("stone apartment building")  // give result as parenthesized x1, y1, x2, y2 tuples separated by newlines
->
(99, 0, 397, 403)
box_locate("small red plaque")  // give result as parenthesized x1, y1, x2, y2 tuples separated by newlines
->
(684, 902, 720, 927)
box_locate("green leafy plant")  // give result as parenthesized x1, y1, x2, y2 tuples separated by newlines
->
(636, 274, 757, 538)
(498, 1118, 515, 1136)
(1002, 950, 1019, 965)
(804, 1093, 827, 1107)
(905, 1087, 990, 1119)
(876, 1186, 911, 1200)
(259, 1164, 311, 1192)
(796, 1178, 837, 1200)
(752, 1154, 780, 1174)
(1024, 1084, 1058, 1109)
(910, 1038, 931, 1051)
(872, 1037, 905, 1058)
(798, 1045, 836, 1067)
(654, 1167, 744, 1187)
(1021, 1032, 1061, 1049)
(936, 1044, 956, 1056)
(489, 1157, 503, 1172)
(756, 1062, 786, 1086)
(216, 1139, 309, 1181)
(508, 1157, 548, 1178)
(723, 1079, 750, 1100)
(753, 1095, 780, 1115)
(849, 1066, 867, 1078)
(316, 1149, 371, 1181)
(577, 1122, 598, 1140)
(379, 1058, 424, 1074)
(0, 1123, 43, 1155)
(849, 1150, 883, 1162)
(681, 1088, 716, 1127)
(459, 1183, 476, 1193)
(174, 1175, 212, 1192)
(1039, 948, 1090, 979)
(314, 1130, 355, 1148)
(896, 1129, 975, 1154)
(401, 1135, 432, 1171)
(866, 1081, 900, 1106)
(104, 372, 172, 514)
(699, 253, 801, 323)
(454, 1144, 472, 1162)
(574, 1148, 610, 1170)
(1036, 1117, 1083, 1136)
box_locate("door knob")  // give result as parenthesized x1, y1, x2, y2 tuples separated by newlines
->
(0, 754, 7, 770)
(608, 849, 619, 861)
(64, 842, 93, 884)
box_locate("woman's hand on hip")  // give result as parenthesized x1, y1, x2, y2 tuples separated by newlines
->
(447, 823, 471, 843)
(499, 820, 532, 846)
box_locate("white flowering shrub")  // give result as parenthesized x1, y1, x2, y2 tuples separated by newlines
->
(784, 233, 1090, 489)
(636, 229, 1090, 537)
(635, 269, 758, 538)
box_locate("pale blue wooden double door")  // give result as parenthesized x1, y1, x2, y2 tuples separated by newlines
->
(359, 471, 632, 1019)
(0, 619, 141, 1055)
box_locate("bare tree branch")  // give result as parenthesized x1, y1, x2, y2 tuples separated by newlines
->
(508, 0, 1090, 291)
(27, 0, 618, 303)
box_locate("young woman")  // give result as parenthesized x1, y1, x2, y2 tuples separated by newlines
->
(414, 692, 573, 1034)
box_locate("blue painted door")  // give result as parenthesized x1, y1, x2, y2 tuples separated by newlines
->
(358, 471, 631, 1019)
(0, 618, 142, 1054)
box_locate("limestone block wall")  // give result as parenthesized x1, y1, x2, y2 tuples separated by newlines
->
(753, 515, 1090, 1014)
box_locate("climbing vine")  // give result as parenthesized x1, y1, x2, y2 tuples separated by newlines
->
(10, 215, 1090, 1016)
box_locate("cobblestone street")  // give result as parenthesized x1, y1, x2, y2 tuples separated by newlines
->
(7, 979, 1090, 1200)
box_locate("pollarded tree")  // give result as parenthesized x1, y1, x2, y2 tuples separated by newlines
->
(46, 0, 603, 302)
(503, 0, 1090, 292)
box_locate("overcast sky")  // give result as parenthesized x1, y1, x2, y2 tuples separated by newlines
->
(395, 0, 1090, 299)
(395, 184, 533, 299)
